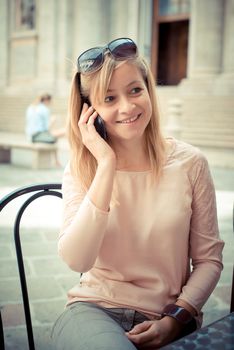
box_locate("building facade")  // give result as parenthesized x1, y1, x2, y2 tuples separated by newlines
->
(0, 0, 152, 95)
(0, 0, 233, 166)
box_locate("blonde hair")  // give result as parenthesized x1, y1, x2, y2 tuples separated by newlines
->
(67, 55, 166, 190)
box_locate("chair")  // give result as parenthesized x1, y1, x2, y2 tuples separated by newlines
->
(0, 183, 62, 350)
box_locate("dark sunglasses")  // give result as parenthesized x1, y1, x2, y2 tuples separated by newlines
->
(77, 38, 138, 74)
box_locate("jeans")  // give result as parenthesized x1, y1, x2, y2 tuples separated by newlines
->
(51, 302, 149, 350)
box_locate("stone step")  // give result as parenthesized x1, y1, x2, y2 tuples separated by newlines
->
(181, 137, 234, 148)
(182, 127, 234, 136)
(184, 120, 234, 127)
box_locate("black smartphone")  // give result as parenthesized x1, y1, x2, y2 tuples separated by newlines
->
(82, 97, 107, 140)
(94, 116, 108, 141)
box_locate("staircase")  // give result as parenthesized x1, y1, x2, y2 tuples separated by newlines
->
(181, 96, 234, 149)
(157, 90, 234, 167)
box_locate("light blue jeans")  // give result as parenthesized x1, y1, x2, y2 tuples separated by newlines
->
(51, 302, 150, 350)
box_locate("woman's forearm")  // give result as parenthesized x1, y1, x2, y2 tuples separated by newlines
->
(58, 159, 116, 272)
(88, 158, 116, 212)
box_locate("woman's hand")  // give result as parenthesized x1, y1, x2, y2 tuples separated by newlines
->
(126, 316, 183, 349)
(78, 103, 116, 165)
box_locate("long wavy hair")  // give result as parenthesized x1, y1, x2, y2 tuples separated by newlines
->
(67, 55, 166, 190)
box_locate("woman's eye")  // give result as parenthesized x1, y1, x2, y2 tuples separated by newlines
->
(131, 87, 142, 94)
(104, 96, 114, 103)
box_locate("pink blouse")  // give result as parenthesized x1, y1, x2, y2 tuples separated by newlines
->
(58, 139, 224, 322)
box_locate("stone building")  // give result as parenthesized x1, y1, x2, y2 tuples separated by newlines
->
(0, 0, 233, 166)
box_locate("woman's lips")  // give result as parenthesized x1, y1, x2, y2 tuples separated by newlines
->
(116, 114, 141, 124)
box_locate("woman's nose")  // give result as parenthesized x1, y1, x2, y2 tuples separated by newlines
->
(119, 97, 135, 114)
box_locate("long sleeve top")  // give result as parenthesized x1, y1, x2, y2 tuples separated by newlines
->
(58, 139, 224, 322)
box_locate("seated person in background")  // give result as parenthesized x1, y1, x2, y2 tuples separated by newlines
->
(25, 93, 65, 144)
(25, 93, 65, 167)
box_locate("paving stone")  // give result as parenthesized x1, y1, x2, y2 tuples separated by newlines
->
(219, 220, 233, 231)
(0, 226, 45, 244)
(0, 227, 15, 244)
(32, 299, 66, 324)
(222, 246, 234, 264)
(0, 258, 31, 278)
(21, 241, 57, 257)
(43, 229, 60, 242)
(210, 167, 234, 191)
(1, 303, 25, 327)
(0, 245, 13, 258)
(9, 325, 56, 350)
(203, 293, 220, 310)
(32, 257, 73, 276)
(4, 327, 29, 350)
(202, 307, 230, 327)
(4, 315, 59, 349)
(218, 263, 233, 284)
(27, 276, 65, 300)
(212, 285, 232, 306)
(34, 325, 54, 350)
(56, 274, 80, 293)
(0, 278, 22, 303)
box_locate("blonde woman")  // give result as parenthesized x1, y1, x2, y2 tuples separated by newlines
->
(52, 38, 224, 349)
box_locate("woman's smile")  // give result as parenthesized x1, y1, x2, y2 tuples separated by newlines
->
(116, 113, 142, 124)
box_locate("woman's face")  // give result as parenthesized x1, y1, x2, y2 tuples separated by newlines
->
(90, 61, 152, 145)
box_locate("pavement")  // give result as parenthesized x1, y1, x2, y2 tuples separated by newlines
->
(0, 162, 233, 350)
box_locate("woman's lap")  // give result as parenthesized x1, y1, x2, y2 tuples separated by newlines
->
(51, 302, 145, 350)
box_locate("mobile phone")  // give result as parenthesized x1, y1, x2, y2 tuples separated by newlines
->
(82, 97, 107, 140)
(94, 116, 108, 140)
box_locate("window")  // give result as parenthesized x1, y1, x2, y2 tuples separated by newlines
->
(159, 0, 190, 16)
(14, 0, 36, 31)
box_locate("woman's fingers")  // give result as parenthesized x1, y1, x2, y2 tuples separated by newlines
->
(78, 104, 98, 128)
(78, 103, 100, 147)
(87, 111, 98, 125)
(77, 103, 115, 164)
(79, 104, 92, 124)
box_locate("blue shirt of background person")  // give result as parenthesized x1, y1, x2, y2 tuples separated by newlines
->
(25, 93, 52, 141)
(26, 102, 50, 139)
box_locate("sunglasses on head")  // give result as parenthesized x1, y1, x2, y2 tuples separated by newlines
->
(77, 38, 138, 74)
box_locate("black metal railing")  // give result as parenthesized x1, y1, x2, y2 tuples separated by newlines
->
(0, 183, 62, 350)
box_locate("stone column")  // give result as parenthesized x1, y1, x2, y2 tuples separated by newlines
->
(222, 0, 234, 75)
(214, 0, 234, 94)
(0, 0, 8, 91)
(36, 0, 56, 91)
(187, 0, 224, 78)
(72, 0, 109, 60)
(137, 0, 152, 62)
(109, 0, 139, 42)
(53, 0, 69, 95)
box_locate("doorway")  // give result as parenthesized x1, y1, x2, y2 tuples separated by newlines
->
(157, 20, 189, 85)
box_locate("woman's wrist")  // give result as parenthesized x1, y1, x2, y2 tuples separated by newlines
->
(98, 156, 116, 171)
(160, 316, 184, 338)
